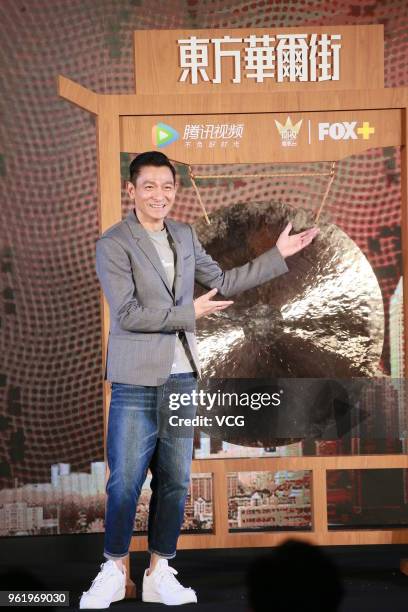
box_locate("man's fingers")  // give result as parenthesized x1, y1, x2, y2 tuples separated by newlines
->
(205, 303, 234, 313)
(284, 224, 319, 243)
(302, 235, 315, 247)
(298, 232, 313, 242)
(305, 229, 319, 240)
(204, 301, 234, 315)
(205, 288, 218, 297)
(208, 300, 234, 307)
(207, 305, 233, 314)
(299, 227, 319, 239)
(296, 227, 319, 249)
(284, 222, 293, 235)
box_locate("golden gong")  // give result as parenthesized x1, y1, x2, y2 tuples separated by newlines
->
(193, 202, 384, 446)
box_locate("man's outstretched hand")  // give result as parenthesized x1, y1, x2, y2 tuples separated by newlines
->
(194, 288, 233, 320)
(276, 222, 320, 258)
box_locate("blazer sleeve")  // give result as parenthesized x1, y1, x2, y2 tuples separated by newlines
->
(96, 237, 195, 333)
(191, 226, 289, 298)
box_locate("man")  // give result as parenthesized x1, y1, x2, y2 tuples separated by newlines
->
(80, 151, 319, 608)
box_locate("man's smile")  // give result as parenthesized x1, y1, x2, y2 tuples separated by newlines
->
(148, 202, 167, 209)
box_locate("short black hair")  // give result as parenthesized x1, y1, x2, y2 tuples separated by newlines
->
(129, 151, 176, 185)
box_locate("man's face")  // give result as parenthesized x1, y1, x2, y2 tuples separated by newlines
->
(127, 165, 177, 228)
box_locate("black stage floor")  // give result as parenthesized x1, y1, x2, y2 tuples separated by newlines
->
(0, 534, 407, 610)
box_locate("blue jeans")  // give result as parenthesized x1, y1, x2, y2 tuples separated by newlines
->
(103, 373, 197, 560)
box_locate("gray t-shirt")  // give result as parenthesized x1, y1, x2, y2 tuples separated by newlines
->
(145, 226, 195, 374)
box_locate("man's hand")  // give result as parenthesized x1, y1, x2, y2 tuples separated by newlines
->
(194, 288, 234, 320)
(276, 222, 320, 258)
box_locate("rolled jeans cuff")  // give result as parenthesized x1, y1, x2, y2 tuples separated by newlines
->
(103, 550, 128, 561)
(148, 546, 176, 560)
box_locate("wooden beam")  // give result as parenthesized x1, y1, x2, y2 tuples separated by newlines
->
(116, 87, 408, 116)
(57, 75, 408, 117)
(190, 455, 408, 472)
(129, 528, 408, 552)
(57, 75, 98, 114)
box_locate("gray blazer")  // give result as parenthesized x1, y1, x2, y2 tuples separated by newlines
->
(96, 209, 289, 385)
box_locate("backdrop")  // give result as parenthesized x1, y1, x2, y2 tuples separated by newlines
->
(0, 0, 406, 536)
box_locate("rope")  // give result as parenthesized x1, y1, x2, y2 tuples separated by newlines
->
(193, 171, 333, 179)
(314, 162, 336, 224)
(171, 159, 337, 227)
(188, 166, 211, 226)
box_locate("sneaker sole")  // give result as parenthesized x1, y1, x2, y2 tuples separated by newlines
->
(142, 590, 197, 605)
(112, 586, 126, 603)
(80, 585, 125, 609)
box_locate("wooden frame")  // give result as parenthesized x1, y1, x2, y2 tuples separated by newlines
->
(58, 76, 408, 554)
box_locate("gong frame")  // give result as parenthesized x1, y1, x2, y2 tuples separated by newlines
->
(58, 76, 408, 556)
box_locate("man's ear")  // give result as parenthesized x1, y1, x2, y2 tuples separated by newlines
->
(126, 180, 135, 199)
(174, 180, 179, 194)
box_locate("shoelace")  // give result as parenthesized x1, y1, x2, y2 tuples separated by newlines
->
(83, 563, 124, 596)
(155, 565, 194, 594)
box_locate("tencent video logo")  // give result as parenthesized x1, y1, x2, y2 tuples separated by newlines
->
(152, 122, 179, 148)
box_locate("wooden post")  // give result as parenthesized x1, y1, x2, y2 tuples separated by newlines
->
(399, 106, 408, 576)
(311, 467, 328, 537)
(96, 97, 136, 597)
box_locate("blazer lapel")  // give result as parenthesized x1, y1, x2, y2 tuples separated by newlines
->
(165, 219, 184, 300)
(125, 210, 174, 298)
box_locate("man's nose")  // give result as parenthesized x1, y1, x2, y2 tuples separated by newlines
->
(152, 188, 165, 200)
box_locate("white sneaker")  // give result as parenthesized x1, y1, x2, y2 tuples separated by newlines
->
(79, 560, 126, 609)
(142, 558, 197, 605)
